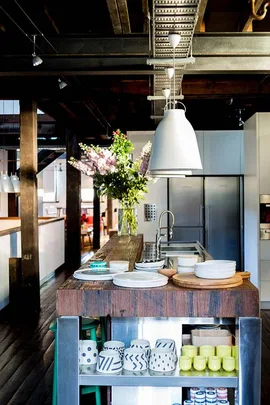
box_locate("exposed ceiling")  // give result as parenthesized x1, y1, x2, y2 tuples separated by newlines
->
(0, 0, 270, 146)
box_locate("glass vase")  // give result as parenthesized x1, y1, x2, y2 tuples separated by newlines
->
(118, 204, 138, 236)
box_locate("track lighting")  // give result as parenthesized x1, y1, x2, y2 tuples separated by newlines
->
(58, 78, 68, 89)
(32, 35, 43, 66)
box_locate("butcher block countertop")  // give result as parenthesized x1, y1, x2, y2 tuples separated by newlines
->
(57, 235, 259, 319)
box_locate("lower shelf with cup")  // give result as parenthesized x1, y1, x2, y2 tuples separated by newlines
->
(66, 315, 261, 405)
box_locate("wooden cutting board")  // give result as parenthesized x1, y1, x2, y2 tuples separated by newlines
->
(172, 273, 243, 289)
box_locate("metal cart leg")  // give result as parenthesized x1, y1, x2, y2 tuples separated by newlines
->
(57, 316, 80, 405)
(238, 317, 262, 405)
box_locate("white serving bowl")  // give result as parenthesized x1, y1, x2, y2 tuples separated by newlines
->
(195, 266, 236, 279)
(177, 255, 198, 267)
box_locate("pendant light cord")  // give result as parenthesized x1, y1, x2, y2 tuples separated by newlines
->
(173, 45, 176, 109)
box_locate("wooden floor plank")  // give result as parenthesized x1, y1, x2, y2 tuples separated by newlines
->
(6, 341, 55, 405)
(26, 363, 54, 405)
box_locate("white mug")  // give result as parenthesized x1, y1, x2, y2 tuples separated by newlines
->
(79, 340, 98, 365)
(123, 348, 148, 371)
(155, 338, 177, 358)
(130, 339, 151, 360)
(96, 350, 122, 374)
(149, 347, 176, 372)
(103, 340, 125, 361)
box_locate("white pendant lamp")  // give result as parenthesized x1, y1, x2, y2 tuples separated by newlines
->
(149, 33, 202, 177)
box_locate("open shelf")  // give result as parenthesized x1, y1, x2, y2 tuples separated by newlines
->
(79, 366, 238, 388)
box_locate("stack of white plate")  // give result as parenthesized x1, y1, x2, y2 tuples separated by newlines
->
(134, 259, 165, 272)
(194, 260, 236, 279)
(113, 271, 168, 288)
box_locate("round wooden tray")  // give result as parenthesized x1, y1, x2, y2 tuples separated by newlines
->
(238, 271, 251, 279)
(172, 273, 243, 289)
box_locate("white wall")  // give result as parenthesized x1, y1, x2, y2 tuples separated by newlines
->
(0, 150, 8, 217)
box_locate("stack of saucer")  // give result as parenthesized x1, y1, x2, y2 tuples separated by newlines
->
(195, 260, 236, 279)
(134, 259, 165, 272)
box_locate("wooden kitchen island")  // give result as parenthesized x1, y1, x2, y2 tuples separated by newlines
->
(56, 235, 261, 405)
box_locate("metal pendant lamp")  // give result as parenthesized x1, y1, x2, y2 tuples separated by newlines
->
(149, 105, 202, 177)
(149, 33, 202, 178)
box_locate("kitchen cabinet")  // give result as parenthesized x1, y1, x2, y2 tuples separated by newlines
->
(192, 131, 204, 175)
(244, 113, 270, 305)
(258, 114, 270, 194)
(203, 130, 243, 175)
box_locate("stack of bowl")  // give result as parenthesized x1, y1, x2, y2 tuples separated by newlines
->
(194, 260, 236, 279)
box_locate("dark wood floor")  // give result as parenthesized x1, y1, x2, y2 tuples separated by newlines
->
(0, 264, 269, 404)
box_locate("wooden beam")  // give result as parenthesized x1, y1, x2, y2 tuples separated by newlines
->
(117, 0, 131, 34)
(195, 0, 208, 32)
(66, 128, 81, 269)
(20, 99, 40, 312)
(142, 0, 149, 33)
(242, 0, 265, 32)
(106, 0, 122, 34)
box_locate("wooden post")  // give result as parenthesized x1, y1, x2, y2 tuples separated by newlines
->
(20, 99, 40, 312)
(66, 128, 81, 269)
(8, 149, 18, 217)
(107, 199, 113, 234)
(93, 181, 100, 250)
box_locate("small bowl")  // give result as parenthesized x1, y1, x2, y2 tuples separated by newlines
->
(109, 260, 129, 272)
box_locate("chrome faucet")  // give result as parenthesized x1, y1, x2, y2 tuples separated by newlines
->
(156, 210, 175, 258)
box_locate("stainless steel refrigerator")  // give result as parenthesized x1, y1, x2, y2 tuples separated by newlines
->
(168, 176, 243, 269)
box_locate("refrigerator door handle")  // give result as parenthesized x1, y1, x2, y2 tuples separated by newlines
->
(199, 204, 204, 226)
(205, 205, 210, 250)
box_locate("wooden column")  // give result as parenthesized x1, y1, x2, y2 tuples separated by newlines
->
(8, 149, 18, 217)
(66, 128, 81, 269)
(20, 99, 40, 312)
(93, 182, 100, 250)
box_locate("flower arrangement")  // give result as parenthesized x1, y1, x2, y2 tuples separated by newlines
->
(69, 129, 152, 235)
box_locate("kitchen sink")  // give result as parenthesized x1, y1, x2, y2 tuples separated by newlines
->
(160, 245, 197, 254)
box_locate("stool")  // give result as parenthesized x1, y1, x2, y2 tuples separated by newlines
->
(50, 318, 102, 405)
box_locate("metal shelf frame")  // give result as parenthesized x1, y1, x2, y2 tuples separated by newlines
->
(57, 316, 261, 405)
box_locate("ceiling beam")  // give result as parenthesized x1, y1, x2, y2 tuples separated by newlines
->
(195, 0, 208, 32)
(2, 33, 270, 57)
(117, 0, 131, 34)
(242, 0, 265, 32)
(106, 0, 122, 34)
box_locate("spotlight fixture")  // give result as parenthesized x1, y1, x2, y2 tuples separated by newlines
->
(32, 35, 43, 66)
(58, 78, 68, 89)
(162, 88, 171, 100)
(165, 67, 175, 79)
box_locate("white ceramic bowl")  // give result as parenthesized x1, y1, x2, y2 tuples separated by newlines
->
(109, 260, 129, 272)
(195, 267, 236, 279)
(177, 266, 195, 274)
(177, 255, 198, 267)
